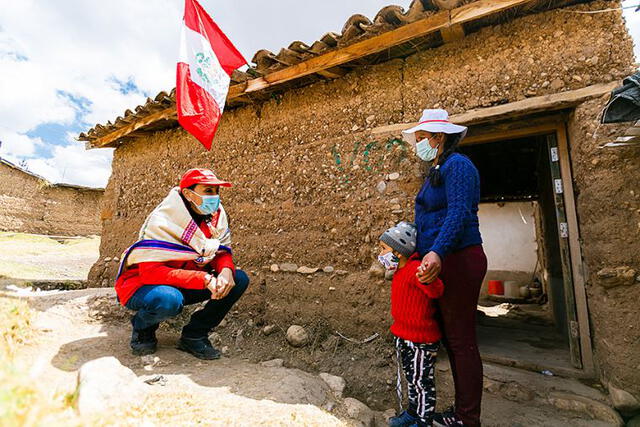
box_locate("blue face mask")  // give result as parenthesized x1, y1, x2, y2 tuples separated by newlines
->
(189, 190, 220, 215)
(416, 137, 439, 162)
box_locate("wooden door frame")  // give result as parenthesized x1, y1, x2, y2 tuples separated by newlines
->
(462, 118, 595, 375)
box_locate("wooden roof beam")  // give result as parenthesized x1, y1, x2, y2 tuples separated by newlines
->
(87, 0, 538, 148)
(227, 0, 535, 99)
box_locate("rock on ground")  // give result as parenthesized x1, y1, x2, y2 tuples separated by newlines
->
(547, 392, 624, 426)
(608, 383, 640, 415)
(319, 372, 346, 398)
(286, 325, 310, 347)
(343, 397, 375, 427)
(76, 356, 148, 416)
(260, 358, 284, 368)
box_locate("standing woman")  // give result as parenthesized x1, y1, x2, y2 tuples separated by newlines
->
(402, 109, 487, 427)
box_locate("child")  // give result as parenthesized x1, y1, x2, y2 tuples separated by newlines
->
(378, 221, 444, 427)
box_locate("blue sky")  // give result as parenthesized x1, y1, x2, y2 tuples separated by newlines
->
(0, 0, 638, 188)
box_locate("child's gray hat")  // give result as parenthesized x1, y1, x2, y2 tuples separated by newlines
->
(379, 221, 417, 258)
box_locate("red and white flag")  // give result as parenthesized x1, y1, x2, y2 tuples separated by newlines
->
(177, 0, 246, 150)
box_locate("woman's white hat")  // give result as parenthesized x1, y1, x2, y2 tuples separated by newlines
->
(402, 109, 468, 148)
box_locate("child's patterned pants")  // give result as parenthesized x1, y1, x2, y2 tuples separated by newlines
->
(395, 337, 439, 426)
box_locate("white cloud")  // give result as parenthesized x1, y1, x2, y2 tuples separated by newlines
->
(26, 135, 114, 188)
(0, 128, 43, 158)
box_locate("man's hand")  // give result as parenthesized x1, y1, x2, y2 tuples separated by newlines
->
(210, 268, 235, 300)
(416, 251, 442, 284)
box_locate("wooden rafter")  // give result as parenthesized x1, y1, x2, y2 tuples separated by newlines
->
(371, 82, 619, 136)
(227, 0, 534, 98)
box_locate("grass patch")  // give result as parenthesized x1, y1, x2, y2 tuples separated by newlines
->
(0, 298, 80, 426)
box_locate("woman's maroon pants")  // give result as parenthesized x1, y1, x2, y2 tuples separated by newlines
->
(438, 245, 487, 427)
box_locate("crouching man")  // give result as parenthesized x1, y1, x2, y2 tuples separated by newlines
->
(114, 168, 249, 360)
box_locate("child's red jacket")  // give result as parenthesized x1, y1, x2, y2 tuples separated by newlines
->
(115, 218, 235, 306)
(390, 253, 444, 343)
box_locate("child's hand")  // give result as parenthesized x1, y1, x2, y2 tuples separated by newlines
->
(418, 251, 441, 283)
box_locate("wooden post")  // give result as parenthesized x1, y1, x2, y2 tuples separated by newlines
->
(556, 124, 595, 374)
(546, 133, 583, 369)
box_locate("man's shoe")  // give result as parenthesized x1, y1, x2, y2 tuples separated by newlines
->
(389, 410, 418, 427)
(177, 336, 221, 360)
(130, 325, 158, 356)
(433, 407, 465, 426)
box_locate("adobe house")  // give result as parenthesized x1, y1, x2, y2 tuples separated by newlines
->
(81, 0, 639, 414)
(0, 157, 103, 236)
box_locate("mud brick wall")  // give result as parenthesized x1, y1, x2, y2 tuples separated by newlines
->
(90, 0, 637, 400)
(0, 162, 103, 236)
(568, 98, 640, 403)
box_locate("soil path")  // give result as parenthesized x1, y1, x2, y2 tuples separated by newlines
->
(4, 286, 618, 427)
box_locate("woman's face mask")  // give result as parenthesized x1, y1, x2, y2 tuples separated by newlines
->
(378, 251, 399, 271)
(416, 136, 439, 162)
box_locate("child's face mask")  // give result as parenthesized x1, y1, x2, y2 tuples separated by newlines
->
(378, 251, 399, 271)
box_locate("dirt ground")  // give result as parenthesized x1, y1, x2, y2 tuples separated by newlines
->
(0, 231, 624, 426)
(1, 285, 621, 426)
(0, 232, 99, 281)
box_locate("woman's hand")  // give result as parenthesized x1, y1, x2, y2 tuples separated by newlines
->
(417, 251, 442, 283)
(210, 268, 235, 300)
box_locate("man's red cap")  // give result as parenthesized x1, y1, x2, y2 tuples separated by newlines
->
(179, 168, 232, 189)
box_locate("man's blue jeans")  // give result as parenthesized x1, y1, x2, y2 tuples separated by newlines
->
(125, 269, 249, 339)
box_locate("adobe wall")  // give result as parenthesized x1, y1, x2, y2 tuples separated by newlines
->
(568, 97, 640, 406)
(90, 0, 637, 407)
(0, 162, 103, 236)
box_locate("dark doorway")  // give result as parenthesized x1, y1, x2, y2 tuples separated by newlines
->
(457, 134, 574, 373)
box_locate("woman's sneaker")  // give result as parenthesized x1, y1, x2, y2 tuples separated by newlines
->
(388, 410, 418, 427)
(433, 407, 465, 426)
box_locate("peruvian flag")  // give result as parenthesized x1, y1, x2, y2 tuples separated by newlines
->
(177, 0, 246, 150)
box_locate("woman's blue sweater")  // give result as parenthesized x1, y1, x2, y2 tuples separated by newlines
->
(415, 153, 483, 258)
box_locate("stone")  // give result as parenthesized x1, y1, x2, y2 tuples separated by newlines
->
(368, 262, 385, 279)
(297, 266, 319, 274)
(260, 358, 284, 368)
(323, 266, 335, 273)
(270, 264, 279, 272)
(384, 269, 395, 281)
(365, 114, 376, 124)
(390, 204, 401, 211)
(262, 324, 277, 335)
(76, 357, 147, 416)
(208, 332, 222, 346)
(104, 257, 112, 263)
(286, 325, 310, 347)
(344, 397, 375, 427)
(548, 392, 624, 426)
(501, 381, 534, 402)
(483, 377, 503, 394)
(336, 270, 348, 275)
(221, 345, 229, 354)
(376, 181, 387, 194)
(608, 383, 640, 414)
(319, 372, 346, 398)
(597, 266, 637, 288)
(388, 172, 400, 181)
(279, 263, 299, 272)
(549, 78, 565, 91)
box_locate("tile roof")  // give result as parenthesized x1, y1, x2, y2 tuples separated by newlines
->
(79, 0, 585, 148)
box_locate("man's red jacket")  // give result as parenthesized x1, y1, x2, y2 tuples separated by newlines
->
(115, 217, 235, 306)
